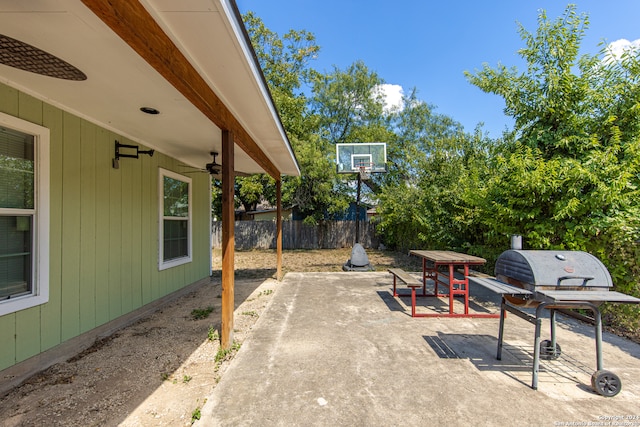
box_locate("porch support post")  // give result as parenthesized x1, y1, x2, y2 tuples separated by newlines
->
(221, 130, 235, 349)
(276, 177, 283, 280)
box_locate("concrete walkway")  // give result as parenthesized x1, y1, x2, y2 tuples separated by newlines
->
(198, 272, 640, 426)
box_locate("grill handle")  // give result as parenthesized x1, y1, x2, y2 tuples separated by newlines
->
(557, 276, 594, 286)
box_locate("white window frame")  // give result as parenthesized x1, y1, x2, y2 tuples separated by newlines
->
(0, 112, 50, 316)
(158, 168, 192, 270)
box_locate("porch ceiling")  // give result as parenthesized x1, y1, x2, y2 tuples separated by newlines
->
(0, 0, 299, 177)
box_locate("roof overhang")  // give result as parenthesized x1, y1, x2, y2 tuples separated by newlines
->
(0, 0, 300, 178)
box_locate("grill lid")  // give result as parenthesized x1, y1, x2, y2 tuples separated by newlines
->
(495, 250, 613, 290)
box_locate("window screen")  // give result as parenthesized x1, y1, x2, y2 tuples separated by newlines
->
(0, 127, 35, 300)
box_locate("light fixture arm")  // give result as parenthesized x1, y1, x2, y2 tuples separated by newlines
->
(113, 140, 154, 168)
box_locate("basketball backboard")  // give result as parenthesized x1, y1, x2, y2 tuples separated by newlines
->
(336, 142, 387, 174)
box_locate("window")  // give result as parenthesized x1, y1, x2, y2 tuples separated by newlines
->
(0, 113, 49, 316)
(159, 168, 192, 270)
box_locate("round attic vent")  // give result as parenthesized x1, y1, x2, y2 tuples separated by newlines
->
(0, 33, 87, 81)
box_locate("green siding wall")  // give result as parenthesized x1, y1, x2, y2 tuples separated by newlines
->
(0, 83, 211, 371)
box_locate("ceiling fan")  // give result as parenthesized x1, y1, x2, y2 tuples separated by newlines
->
(180, 151, 221, 176)
(180, 151, 250, 177)
(205, 151, 221, 175)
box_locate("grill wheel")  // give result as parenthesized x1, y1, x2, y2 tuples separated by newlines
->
(591, 370, 622, 397)
(539, 340, 562, 360)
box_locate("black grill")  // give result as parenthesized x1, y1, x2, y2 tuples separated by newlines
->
(496, 250, 612, 291)
(470, 249, 640, 397)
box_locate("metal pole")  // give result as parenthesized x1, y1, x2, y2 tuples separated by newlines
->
(497, 298, 507, 360)
(592, 304, 604, 371)
(550, 308, 557, 357)
(532, 303, 547, 390)
(355, 173, 361, 244)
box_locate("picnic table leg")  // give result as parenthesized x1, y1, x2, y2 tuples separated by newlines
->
(463, 264, 470, 314)
(433, 262, 439, 297)
(392, 275, 397, 297)
(421, 258, 427, 296)
(422, 272, 427, 296)
(448, 264, 455, 314)
(411, 286, 417, 317)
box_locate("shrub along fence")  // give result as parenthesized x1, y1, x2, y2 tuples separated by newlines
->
(211, 220, 379, 250)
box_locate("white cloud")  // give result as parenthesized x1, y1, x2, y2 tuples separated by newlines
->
(604, 38, 640, 62)
(374, 84, 404, 113)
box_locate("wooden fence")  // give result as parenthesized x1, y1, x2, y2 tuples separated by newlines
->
(211, 220, 379, 250)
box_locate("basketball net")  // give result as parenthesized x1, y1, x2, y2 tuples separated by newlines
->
(358, 165, 370, 180)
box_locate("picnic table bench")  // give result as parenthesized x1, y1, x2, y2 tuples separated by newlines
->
(388, 268, 423, 317)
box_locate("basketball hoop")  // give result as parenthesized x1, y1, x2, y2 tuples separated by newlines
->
(334, 143, 387, 247)
(336, 142, 387, 176)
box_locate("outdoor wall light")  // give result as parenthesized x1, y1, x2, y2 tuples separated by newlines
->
(112, 140, 154, 169)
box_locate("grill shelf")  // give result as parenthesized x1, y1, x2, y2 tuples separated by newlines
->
(470, 250, 640, 397)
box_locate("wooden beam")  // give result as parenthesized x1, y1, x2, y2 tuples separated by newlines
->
(81, 0, 280, 179)
(220, 130, 235, 349)
(276, 178, 283, 280)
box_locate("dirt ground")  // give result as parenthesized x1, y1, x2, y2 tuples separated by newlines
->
(0, 248, 420, 427)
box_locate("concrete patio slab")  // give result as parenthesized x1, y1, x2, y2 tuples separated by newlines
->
(197, 272, 640, 426)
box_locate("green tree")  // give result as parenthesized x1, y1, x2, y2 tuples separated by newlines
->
(377, 89, 491, 252)
(241, 13, 374, 222)
(465, 5, 640, 329)
(236, 174, 276, 213)
(282, 133, 349, 223)
(309, 60, 388, 144)
(231, 12, 320, 218)
(243, 11, 319, 140)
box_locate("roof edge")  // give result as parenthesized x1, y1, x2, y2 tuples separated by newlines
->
(222, 0, 300, 177)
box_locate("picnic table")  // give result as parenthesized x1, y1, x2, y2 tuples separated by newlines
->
(405, 250, 500, 318)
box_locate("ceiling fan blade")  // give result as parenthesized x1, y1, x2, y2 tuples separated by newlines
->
(179, 164, 207, 171)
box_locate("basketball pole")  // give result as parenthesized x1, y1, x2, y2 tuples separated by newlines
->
(355, 171, 362, 244)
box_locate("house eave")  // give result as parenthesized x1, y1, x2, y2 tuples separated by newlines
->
(0, 0, 299, 177)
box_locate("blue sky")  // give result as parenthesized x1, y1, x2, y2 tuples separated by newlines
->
(236, 1, 640, 139)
